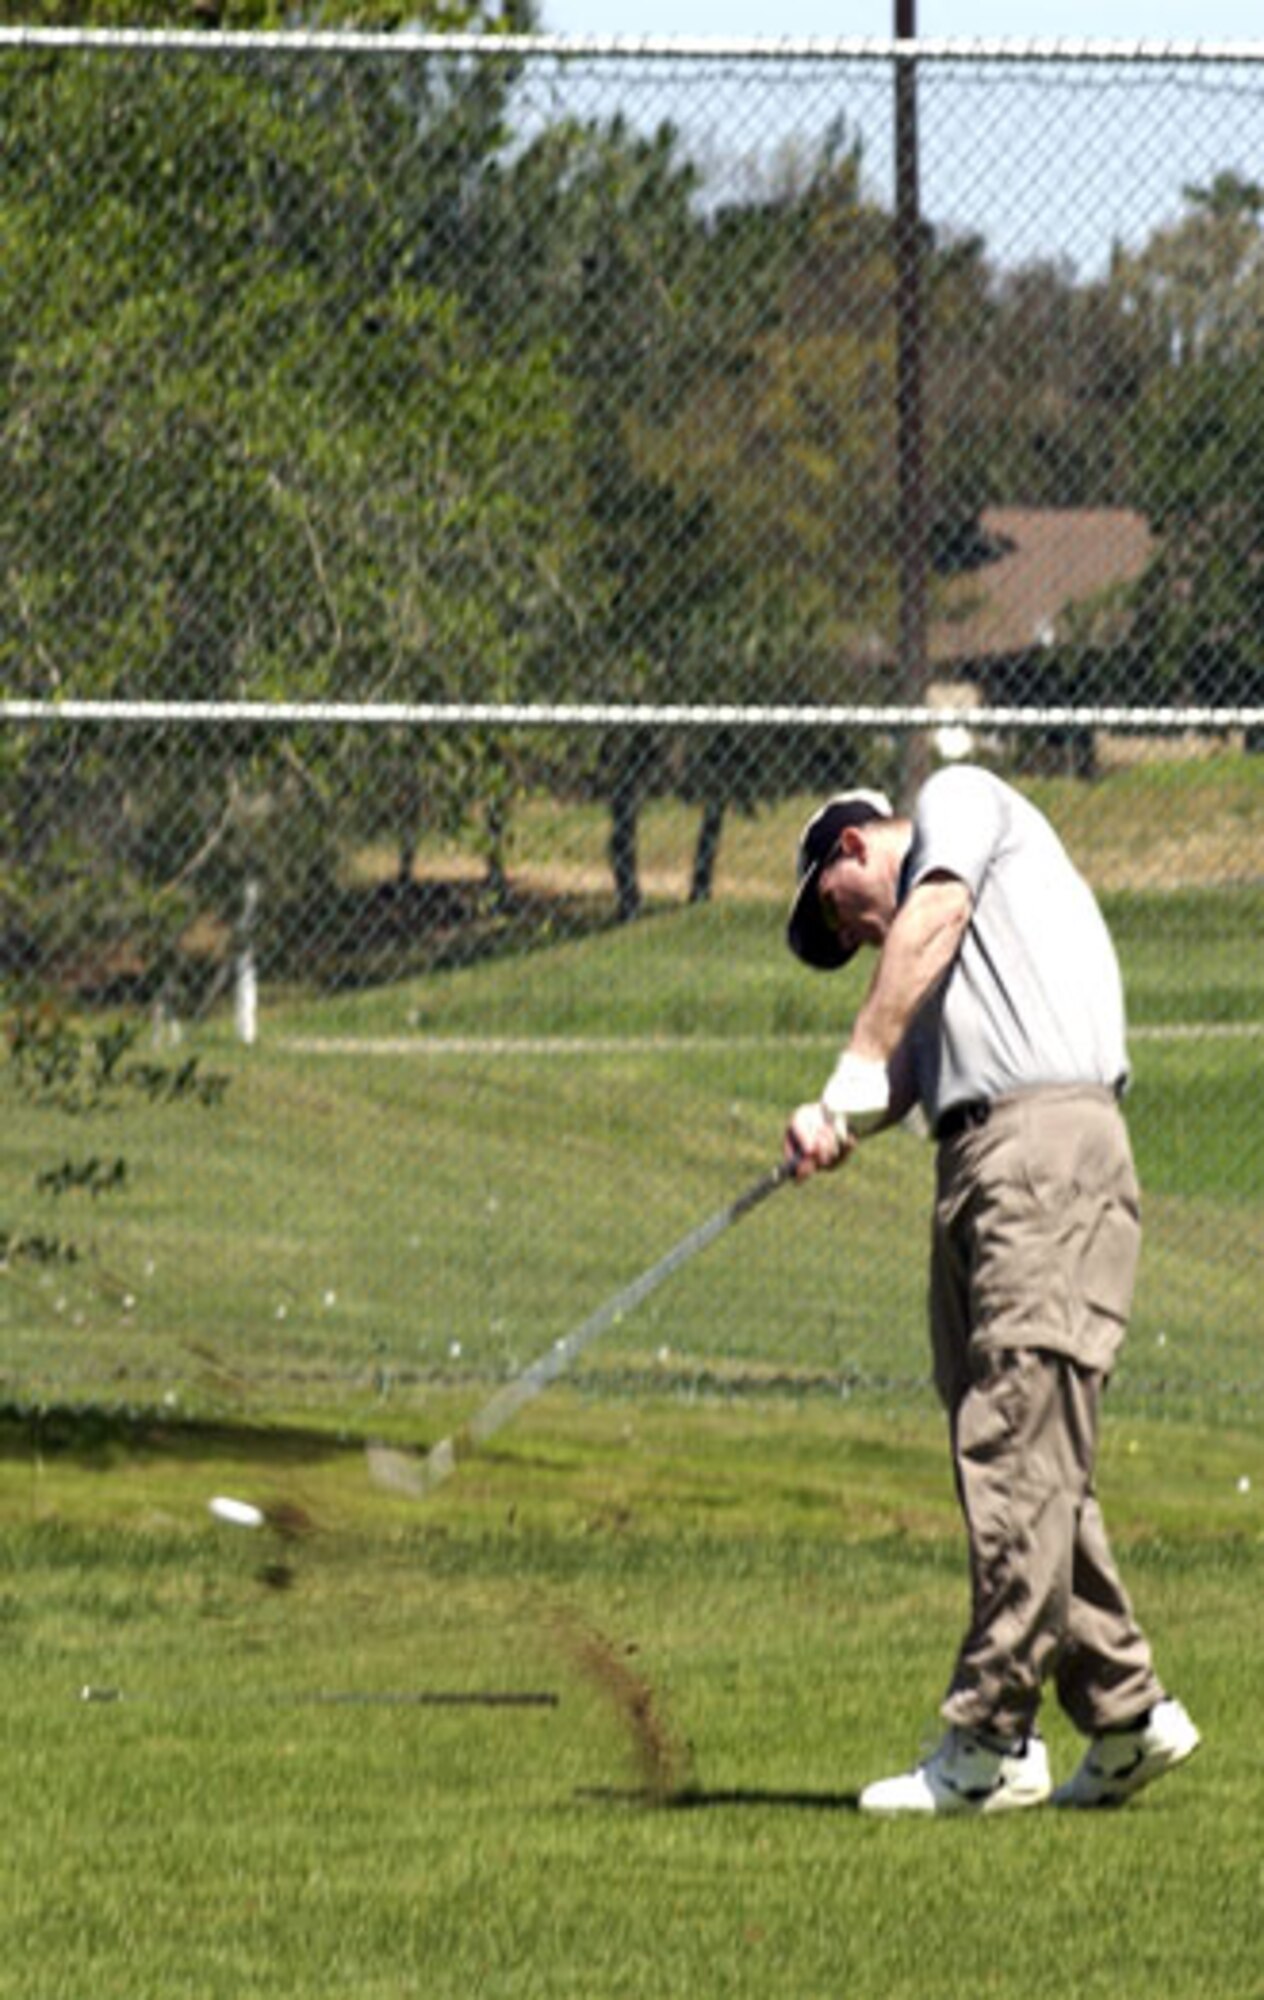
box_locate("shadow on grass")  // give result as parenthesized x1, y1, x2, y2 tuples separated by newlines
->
(577, 1785, 861, 1812)
(0, 1403, 364, 1467)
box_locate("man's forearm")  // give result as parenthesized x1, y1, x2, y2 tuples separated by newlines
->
(849, 876, 971, 1063)
(803, 874, 970, 1158)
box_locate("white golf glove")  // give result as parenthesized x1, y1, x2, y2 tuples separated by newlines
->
(821, 1051, 891, 1140)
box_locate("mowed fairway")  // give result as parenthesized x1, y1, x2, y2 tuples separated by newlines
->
(2, 759, 1262, 1995)
(0, 1401, 1260, 2000)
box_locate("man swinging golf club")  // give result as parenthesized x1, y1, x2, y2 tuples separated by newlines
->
(784, 765, 1200, 1815)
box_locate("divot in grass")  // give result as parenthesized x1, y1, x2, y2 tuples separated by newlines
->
(549, 1607, 694, 1804)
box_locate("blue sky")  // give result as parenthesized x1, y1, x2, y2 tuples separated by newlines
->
(533, 3, 1264, 274)
(543, 2, 1264, 41)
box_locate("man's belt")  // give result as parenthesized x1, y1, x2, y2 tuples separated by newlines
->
(935, 1079, 1126, 1145)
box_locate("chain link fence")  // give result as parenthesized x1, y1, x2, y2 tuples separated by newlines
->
(2, 30, 1262, 1428)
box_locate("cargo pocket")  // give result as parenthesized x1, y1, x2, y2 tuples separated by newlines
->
(1077, 1190, 1140, 1350)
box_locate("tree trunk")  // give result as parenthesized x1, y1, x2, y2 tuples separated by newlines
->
(689, 797, 725, 904)
(485, 794, 510, 912)
(397, 827, 417, 887)
(608, 779, 642, 923)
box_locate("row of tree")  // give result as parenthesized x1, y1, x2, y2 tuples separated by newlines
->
(3, 3, 1264, 989)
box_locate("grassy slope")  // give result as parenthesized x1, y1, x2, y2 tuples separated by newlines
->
(3, 894, 1258, 1418)
(2, 1017, 1257, 1420)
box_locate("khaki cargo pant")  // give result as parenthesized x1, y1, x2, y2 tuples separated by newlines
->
(929, 1086, 1166, 1743)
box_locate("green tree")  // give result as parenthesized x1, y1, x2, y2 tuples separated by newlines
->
(1126, 357, 1264, 712)
(1109, 171, 1264, 371)
(1, 9, 591, 983)
(621, 138, 942, 897)
(463, 114, 725, 919)
(1109, 178, 1264, 719)
(947, 253, 1160, 511)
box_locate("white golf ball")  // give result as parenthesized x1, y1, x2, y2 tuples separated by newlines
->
(209, 1495, 265, 1529)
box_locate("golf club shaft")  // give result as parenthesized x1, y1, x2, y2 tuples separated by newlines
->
(372, 1159, 793, 1499)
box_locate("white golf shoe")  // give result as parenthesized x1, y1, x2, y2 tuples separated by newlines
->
(1051, 1697, 1201, 1808)
(858, 1726, 1051, 1817)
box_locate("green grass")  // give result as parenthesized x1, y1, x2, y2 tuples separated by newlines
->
(272, 897, 852, 1041)
(270, 880, 1264, 1043)
(1106, 883, 1264, 1027)
(2, 1025, 1256, 1422)
(1, 1400, 1261, 1999)
(0, 993, 1257, 1421)
(1, 756, 1262, 1994)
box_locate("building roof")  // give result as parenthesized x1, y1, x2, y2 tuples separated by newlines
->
(928, 505, 1155, 669)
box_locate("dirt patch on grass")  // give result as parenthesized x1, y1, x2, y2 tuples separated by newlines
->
(549, 1608, 695, 1802)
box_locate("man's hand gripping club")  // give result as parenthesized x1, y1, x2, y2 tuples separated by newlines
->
(785, 1051, 892, 1179)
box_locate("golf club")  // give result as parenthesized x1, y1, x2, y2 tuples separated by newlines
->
(367, 1157, 794, 1500)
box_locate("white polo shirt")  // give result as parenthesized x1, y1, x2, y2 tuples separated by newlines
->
(901, 766, 1129, 1127)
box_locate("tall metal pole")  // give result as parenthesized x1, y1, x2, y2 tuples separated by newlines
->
(894, 0, 929, 803)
